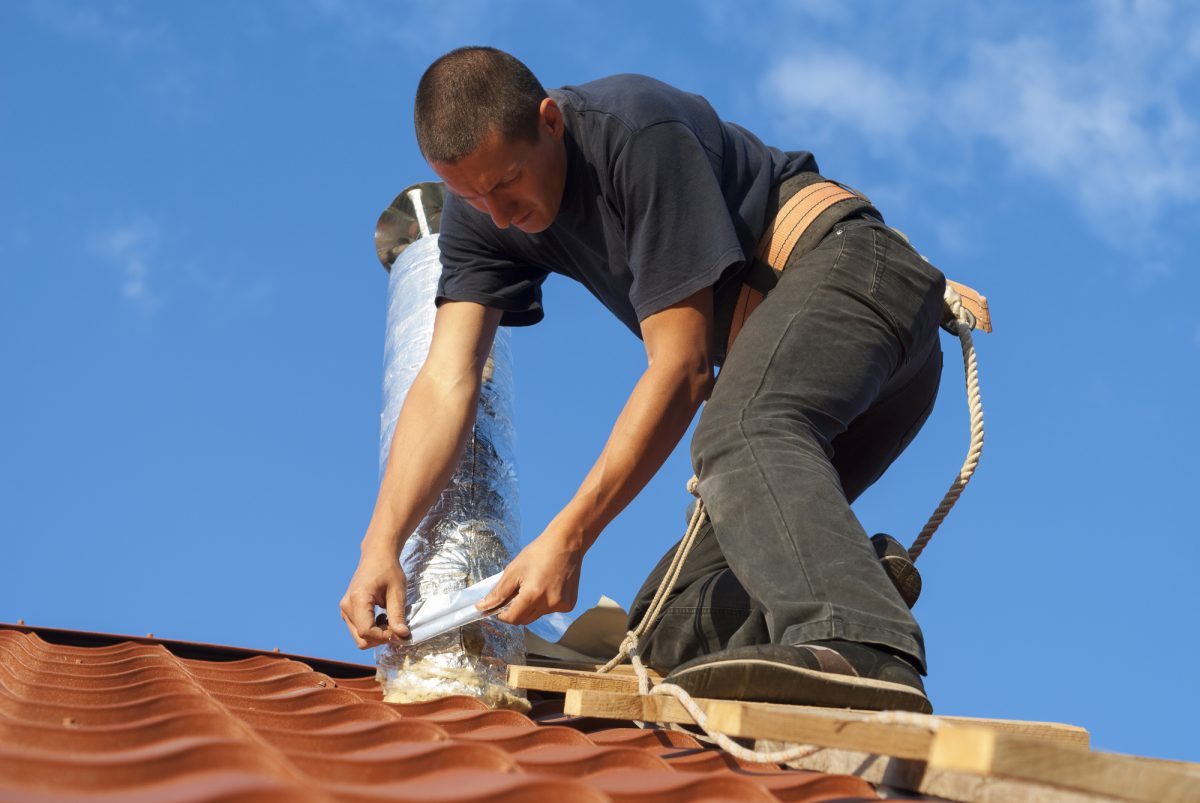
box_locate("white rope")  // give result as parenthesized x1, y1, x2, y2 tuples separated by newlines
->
(624, 624, 940, 758)
(598, 476, 707, 675)
(595, 286, 982, 762)
(621, 629, 940, 765)
(909, 287, 984, 562)
(652, 682, 824, 762)
(612, 621, 824, 762)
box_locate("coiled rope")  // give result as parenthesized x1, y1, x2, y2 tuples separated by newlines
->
(595, 284, 984, 763)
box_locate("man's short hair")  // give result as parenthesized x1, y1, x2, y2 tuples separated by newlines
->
(414, 47, 547, 164)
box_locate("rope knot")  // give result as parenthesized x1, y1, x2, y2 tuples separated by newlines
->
(943, 285, 978, 332)
(686, 476, 701, 496)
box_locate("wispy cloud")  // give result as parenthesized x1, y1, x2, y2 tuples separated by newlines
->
(180, 260, 277, 313)
(949, 28, 1198, 221)
(763, 52, 921, 142)
(25, 1, 204, 124)
(26, 0, 165, 47)
(309, 0, 512, 55)
(87, 219, 277, 318)
(778, 0, 852, 22)
(88, 218, 162, 315)
(758, 1, 1200, 244)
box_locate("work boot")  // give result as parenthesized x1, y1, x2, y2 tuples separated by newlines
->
(664, 639, 931, 714)
(871, 533, 922, 608)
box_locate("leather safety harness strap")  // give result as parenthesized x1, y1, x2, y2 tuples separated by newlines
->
(724, 180, 991, 357)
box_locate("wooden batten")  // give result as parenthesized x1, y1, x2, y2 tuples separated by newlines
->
(772, 747, 1125, 803)
(509, 664, 660, 694)
(511, 665, 1085, 746)
(505, 665, 1200, 803)
(562, 687, 1024, 760)
(927, 729, 1200, 803)
(523, 657, 663, 679)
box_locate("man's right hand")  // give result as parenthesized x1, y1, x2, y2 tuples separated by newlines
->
(341, 302, 501, 650)
(339, 552, 411, 649)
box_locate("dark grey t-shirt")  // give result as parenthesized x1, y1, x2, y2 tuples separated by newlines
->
(435, 74, 817, 338)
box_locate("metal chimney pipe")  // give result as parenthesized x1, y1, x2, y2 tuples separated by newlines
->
(371, 182, 526, 709)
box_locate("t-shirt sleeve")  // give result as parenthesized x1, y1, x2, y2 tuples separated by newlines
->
(613, 121, 746, 322)
(435, 197, 551, 327)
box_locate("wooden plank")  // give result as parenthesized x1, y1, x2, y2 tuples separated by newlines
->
(934, 714, 1088, 748)
(770, 744, 1125, 803)
(752, 706, 1088, 748)
(508, 665, 657, 694)
(533, 668, 1086, 747)
(564, 688, 949, 758)
(929, 729, 1200, 803)
(523, 656, 659, 678)
(563, 689, 1200, 802)
(563, 687, 694, 726)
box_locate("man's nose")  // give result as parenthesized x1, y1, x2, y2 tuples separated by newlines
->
(484, 194, 514, 229)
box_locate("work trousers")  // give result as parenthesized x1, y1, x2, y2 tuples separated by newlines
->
(629, 213, 946, 674)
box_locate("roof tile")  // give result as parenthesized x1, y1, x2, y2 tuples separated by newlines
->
(0, 625, 886, 802)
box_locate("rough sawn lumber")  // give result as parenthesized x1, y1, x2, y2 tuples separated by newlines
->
(547, 682, 1198, 803)
(510, 665, 1085, 745)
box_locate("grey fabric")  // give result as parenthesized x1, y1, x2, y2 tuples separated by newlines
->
(712, 171, 878, 364)
(427, 72, 945, 680)
(435, 74, 816, 333)
(630, 216, 945, 675)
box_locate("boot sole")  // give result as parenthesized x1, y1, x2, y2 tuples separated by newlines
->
(666, 656, 933, 714)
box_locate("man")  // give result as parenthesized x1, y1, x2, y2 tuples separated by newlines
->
(340, 46, 946, 714)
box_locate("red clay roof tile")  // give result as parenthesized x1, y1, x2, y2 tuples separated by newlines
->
(0, 624, 886, 802)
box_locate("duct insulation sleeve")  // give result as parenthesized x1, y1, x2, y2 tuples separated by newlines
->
(374, 234, 526, 710)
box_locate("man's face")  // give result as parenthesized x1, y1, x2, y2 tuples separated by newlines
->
(431, 98, 568, 234)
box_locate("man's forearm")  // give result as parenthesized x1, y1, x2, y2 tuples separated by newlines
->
(362, 370, 480, 558)
(556, 362, 712, 550)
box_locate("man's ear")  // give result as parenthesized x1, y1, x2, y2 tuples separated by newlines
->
(538, 97, 564, 139)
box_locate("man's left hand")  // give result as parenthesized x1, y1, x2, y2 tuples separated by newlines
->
(477, 525, 584, 625)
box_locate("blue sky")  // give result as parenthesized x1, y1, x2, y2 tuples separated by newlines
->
(3, 0, 1198, 763)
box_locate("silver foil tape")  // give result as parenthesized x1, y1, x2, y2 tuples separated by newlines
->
(373, 230, 526, 709)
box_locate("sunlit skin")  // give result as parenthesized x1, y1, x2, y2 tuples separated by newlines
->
(340, 93, 714, 646)
(431, 98, 569, 234)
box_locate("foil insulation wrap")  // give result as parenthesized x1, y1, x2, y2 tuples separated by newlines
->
(374, 234, 526, 710)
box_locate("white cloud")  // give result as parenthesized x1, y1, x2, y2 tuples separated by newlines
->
(763, 53, 923, 142)
(701, 0, 850, 43)
(779, 0, 852, 22)
(950, 32, 1198, 221)
(758, 1, 1200, 242)
(88, 219, 162, 315)
(27, 0, 164, 47)
(310, 0, 510, 54)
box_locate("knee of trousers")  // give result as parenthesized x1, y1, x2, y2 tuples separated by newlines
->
(691, 406, 838, 480)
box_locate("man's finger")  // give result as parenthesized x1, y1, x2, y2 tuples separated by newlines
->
(348, 594, 376, 637)
(495, 586, 539, 626)
(360, 625, 391, 646)
(478, 570, 518, 611)
(340, 608, 369, 649)
(385, 584, 410, 640)
(358, 617, 393, 647)
(347, 594, 392, 647)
